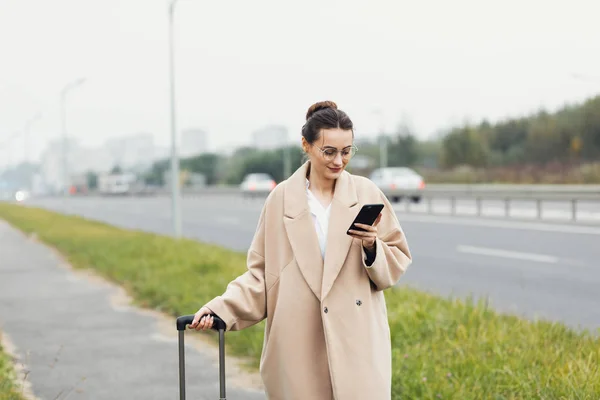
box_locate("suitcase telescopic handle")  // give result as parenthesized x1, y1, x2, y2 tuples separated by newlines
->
(176, 314, 226, 331)
(177, 314, 227, 400)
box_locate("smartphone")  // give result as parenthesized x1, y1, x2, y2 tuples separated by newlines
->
(346, 203, 384, 235)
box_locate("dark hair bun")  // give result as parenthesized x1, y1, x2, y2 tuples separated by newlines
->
(306, 101, 338, 121)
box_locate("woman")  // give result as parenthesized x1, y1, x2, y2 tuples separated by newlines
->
(190, 101, 412, 399)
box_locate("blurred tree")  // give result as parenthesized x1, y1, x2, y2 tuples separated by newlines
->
(181, 153, 221, 185)
(579, 96, 600, 160)
(137, 94, 600, 184)
(143, 160, 168, 185)
(441, 126, 489, 168)
(86, 171, 98, 190)
(525, 110, 564, 163)
(487, 118, 528, 164)
(355, 140, 379, 161)
(416, 140, 442, 168)
(223, 146, 304, 184)
(387, 123, 419, 167)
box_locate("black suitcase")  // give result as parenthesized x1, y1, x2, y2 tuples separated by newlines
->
(176, 314, 227, 400)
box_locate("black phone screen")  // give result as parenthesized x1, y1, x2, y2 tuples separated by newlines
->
(347, 204, 384, 234)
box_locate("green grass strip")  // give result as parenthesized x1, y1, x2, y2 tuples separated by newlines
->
(0, 335, 25, 400)
(0, 203, 599, 399)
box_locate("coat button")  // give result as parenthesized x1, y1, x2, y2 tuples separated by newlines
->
(356, 300, 362, 306)
(324, 307, 328, 313)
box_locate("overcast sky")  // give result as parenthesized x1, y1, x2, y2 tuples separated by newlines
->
(1, 0, 599, 167)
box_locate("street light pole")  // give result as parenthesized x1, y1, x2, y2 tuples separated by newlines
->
(24, 112, 41, 165)
(373, 108, 387, 168)
(379, 135, 387, 169)
(168, 0, 182, 238)
(60, 78, 85, 197)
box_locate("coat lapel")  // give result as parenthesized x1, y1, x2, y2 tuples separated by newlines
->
(283, 161, 324, 300)
(321, 169, 359, 300)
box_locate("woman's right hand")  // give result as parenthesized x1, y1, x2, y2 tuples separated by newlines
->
(189, 306, 214, 331)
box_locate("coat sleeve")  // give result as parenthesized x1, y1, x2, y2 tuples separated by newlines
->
(203, 203, 268, 331)
(361, 189, 412, 291)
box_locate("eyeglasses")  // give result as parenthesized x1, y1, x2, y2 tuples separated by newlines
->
(314, 145, 358, 162)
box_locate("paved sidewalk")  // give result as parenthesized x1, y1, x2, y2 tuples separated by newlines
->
(0, 220, 266, 400)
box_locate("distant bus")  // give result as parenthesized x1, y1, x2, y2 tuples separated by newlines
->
(98, 173, 137, 195)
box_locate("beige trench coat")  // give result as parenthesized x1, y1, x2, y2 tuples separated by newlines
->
(205, 161, 412, 400)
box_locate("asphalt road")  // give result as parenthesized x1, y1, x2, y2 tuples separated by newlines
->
(18, 195, 600, 334)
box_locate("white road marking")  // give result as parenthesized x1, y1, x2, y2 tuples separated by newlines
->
(457, 245, 558, 263)
(395, 213, 600, 236)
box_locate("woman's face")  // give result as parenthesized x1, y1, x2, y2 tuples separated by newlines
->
(303, 128, 354, 182)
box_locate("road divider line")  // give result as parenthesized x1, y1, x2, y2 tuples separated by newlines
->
(456, 245, 558, 263)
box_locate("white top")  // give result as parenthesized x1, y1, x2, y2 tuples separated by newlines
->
(306, 179, 332, 259)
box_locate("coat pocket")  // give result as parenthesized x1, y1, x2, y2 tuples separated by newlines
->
(266, 257, 294, 292)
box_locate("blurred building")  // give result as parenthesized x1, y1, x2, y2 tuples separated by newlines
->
(181, 129, 209, 157)
(105, 132, 155, 169)
(153, 146, 170, 162)
(251, 125, 289, 150)
(39, 139, 68, 193)
(39, 133, 157, 193)
(39, 138, 113, 193)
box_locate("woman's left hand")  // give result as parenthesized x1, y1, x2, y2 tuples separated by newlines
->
(347, 213, 382, 251)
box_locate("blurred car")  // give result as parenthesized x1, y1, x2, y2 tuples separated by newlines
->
(14, 189, 31, 202)
(369, 167, 425, 203)
(240, 173, 276, 197)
